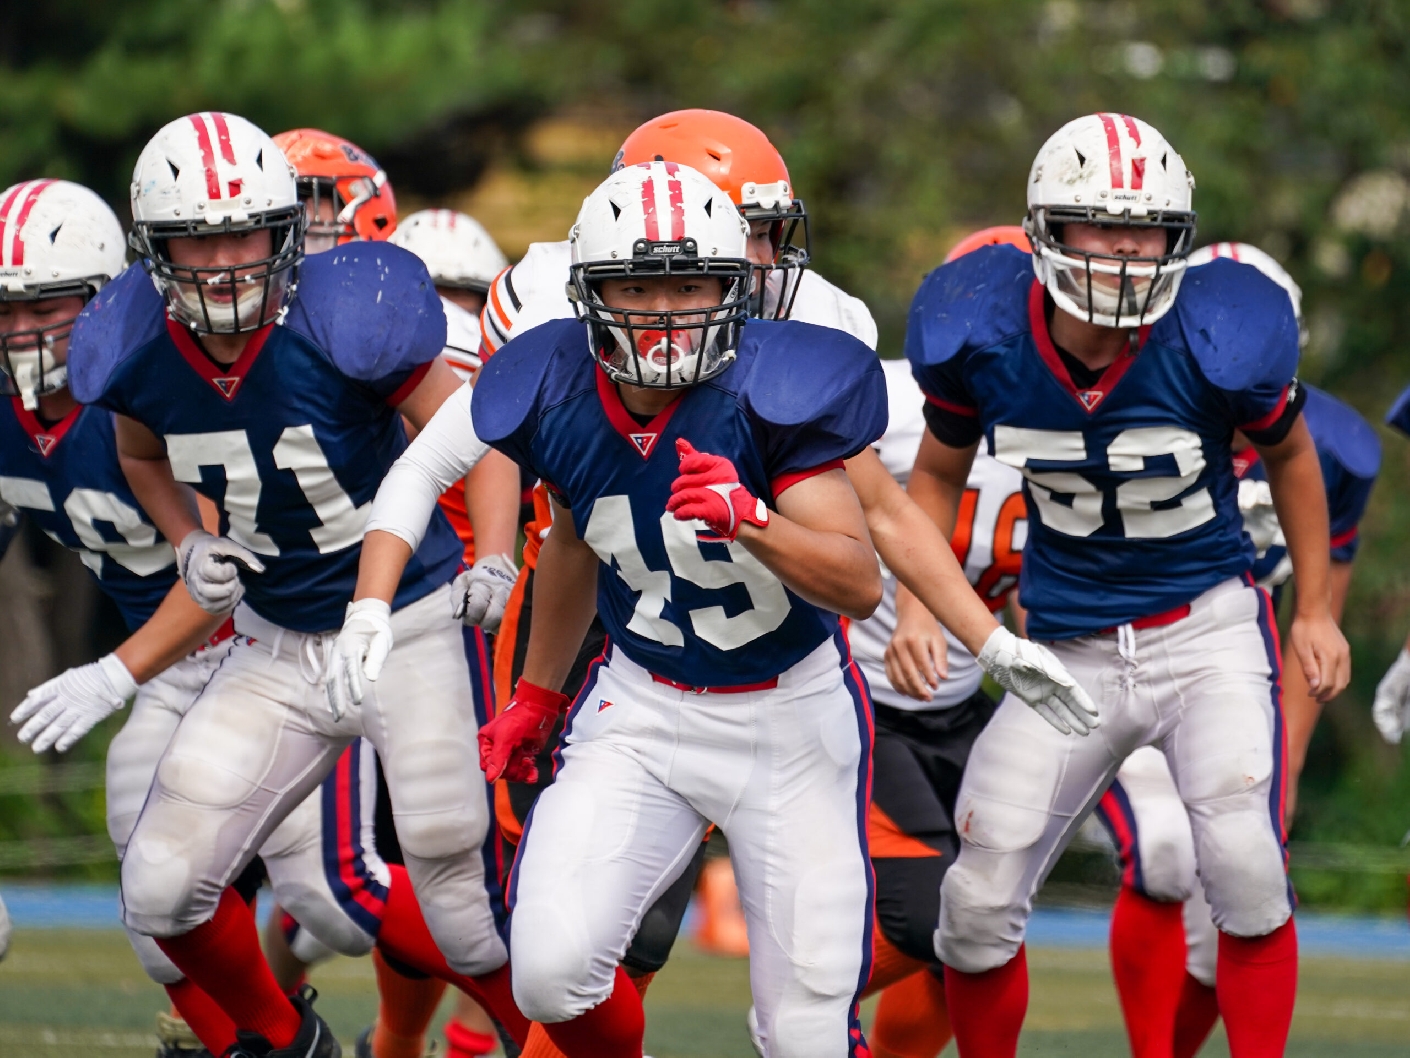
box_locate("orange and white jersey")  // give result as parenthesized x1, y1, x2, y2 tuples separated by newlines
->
(850, 359, 1027, 711)
(440, 296, 484, 382)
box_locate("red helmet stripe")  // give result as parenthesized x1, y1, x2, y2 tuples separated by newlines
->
(188, 114, 223, 200)
(667, 175, 685, 241)
(0, 181, 31, 268)
(210, 112, 238, 166)
(8, 179, 56, 267)
(1130, 157, 1145, 191)
(641, 175, 660, 241)
(1120, 115, 1142, 147)
(1097, 113, 1124, 189)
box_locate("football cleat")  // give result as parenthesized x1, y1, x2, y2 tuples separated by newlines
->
(155, 1010, 212, 1058)
(221, 987, 340, 1058)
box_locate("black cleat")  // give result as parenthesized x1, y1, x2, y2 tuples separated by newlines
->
(221, 987, 340, 1058)
(156, 1010, 213, 1058)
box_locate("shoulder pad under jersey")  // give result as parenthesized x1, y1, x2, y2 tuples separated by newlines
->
(282, 243, 446, 382)
(790, 270, 879, 349)
(1305, 385, 1380, 481)
(68, 265, 167, 404)
(471, 317, 593, 456)
(441, 297, 483, 381)
(1166, 257, 1299, 394)
(904, 244, 1033, 369)
(1385, 383, 1410, 438)
(734, 319, 888, 467)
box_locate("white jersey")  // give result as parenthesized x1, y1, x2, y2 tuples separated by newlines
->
(440, 296, 484, 381)
(850, 360, 1026, 711)
(479, 239, 878, 351)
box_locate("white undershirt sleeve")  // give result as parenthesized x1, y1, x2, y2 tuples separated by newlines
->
(363, 381, 490, 553)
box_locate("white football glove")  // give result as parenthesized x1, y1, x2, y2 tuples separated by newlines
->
(452, 553, 518, 634)
(977, 626, 1100, 736)
(11, 654, 138, 753)
(325, 598, 394, 722)
(177, 529, 265, 615)
(1373, 648, 1410, 745)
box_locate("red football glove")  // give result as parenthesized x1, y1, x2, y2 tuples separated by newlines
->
(477, 679, 571, 783)
(665, 439, 770, 542)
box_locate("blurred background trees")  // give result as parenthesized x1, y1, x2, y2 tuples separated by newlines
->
(4, 0, 1410, 904)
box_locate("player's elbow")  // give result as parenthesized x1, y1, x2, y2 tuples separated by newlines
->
(838, 560, 883, 622)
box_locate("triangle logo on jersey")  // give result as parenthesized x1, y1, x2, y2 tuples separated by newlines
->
(211, 376, 242, 400)
(33, 433, 57, 456)
(628, 432, 658, 459)
(1078, 389, 1105, 411)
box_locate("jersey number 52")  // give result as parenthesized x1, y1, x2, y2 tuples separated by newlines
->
(993, 425, 1214, 539)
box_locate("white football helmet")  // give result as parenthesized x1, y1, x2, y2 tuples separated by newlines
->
(1025, 113, 1196, 328)
(389, 209, 508, 293)
(130, 112, 304, 334)
(569, 162, 751, 388)
(1188, 242, 1305, 347)
(0, 180, 126, 409)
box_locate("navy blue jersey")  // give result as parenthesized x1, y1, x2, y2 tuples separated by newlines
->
(908, 246, 1301, 639)
(1240, 384, 1379, 581)
(474, 317, 887, 687)
(0, 399, 175, 631)
(68, 245, 461, 633)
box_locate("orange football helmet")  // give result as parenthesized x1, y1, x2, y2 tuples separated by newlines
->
(272, 128, 397, 250)
(944, 225, 1032, 263)
(615, 109, 808, 319)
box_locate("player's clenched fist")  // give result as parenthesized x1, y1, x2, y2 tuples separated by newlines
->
(177, 528, 265, 614)
(478, 679, 571, 783)
(666, 438, 770, 542)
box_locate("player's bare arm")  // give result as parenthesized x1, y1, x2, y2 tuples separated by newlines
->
(730, 463, 881, 620)
(518, 499, 600, 693)
(112, 581, 227, 684)
(463, 449, 521, 559)
(115, 413, 204, 545)
(1256, 414, 1351, 700)
(1284, 557, 1352, 815)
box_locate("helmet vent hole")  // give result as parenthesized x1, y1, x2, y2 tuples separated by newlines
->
(703, 198, 713, 216)
(654, 154, 664, 162)
(707, 151, 722, 161)
(255, 149, 264, 170)
(1160, 151, 1168, 170)
(374, 216, 388, 229)
(609, 201, 622, 221)
(1074, 149, 1086, 167)
(167, 160, 181, 181)
(49, 224, 62, 244)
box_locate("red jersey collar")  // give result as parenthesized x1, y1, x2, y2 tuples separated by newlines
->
(166, 318, 273, 402)
(1028, 280, 1149, 414)
(594, 367, 683, 460)
(11, 397, 80, 458)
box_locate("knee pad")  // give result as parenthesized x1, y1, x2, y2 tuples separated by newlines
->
(509, 905, 604, 1024)
(1194, 809, 1291, 937)
(1131, 827, 1197, 904)
(126, 928, 186, 985)
(120, 844, 206, 938)
(935, 857, 1026, 974)
(274, 884, 376, 958)
(289, 922, 340, 966)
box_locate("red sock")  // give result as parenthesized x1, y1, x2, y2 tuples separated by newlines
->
(154, 888, 300, 1048)
(164, 977, 238, 1055)
(541, 965, 645, 1058)
(375, 865, 529, 1046)
(872, 969, 952, 1058)
(445, 1018, 499, 1057)
(1109, 886, 1187, 1057)
(1173, 972, 1220, 1058)
(1216, 919, 1297, 1058)
(943, 945, 1028, 1058)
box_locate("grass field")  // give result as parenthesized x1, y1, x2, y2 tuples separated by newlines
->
(2, 930, 1409, 1057)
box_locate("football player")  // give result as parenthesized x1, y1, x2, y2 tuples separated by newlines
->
(852, 228, 1031, 1058)
(1091, 242, 1378, 1058)
(336, 161, 1092, 1058)
(0, 177, 267, 1058)
(66, 112, 527, 1057)
(906, 114, 1350, 1058)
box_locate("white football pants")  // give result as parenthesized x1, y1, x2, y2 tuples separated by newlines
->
(509, 636, 874, 1058)
(1096, 745, 1220, 987)
(119, 584, 507, 977)
(937, 577, 1291, 973)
